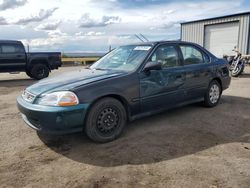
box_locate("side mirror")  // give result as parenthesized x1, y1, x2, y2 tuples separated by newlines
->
(143, 61, 162, 72)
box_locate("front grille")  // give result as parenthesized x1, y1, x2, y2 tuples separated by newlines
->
(22, 90, 36, 103)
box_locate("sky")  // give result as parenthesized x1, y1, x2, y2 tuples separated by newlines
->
(0, 0, 249, 52)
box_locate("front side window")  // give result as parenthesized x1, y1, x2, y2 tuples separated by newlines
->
(1, 45, 16, 53)
(90, 45, 152, 72)
(150, 45, 178, 68)
(180, 45, 204, 65)
(1, 44, 24, 53)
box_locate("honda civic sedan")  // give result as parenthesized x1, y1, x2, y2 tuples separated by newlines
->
(17, 41, 231, 143)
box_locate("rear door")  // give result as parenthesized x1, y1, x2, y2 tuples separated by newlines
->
(179, 44, 213, 100)
(0, 43, 26, 72)
(139, 44, 186, 112)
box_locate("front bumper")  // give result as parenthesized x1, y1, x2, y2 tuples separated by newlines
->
(17, 96, 89, 134)
(221, 75, 231, 91)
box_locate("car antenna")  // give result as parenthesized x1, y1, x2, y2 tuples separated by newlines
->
(134, 34, 145, 42)
(139, 33, 149, 42)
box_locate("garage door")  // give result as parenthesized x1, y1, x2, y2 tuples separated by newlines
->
(204, 22, 239, 57)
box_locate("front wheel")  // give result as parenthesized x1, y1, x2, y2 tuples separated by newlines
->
(85, 97, 127, 143)
(231, 64, 244, 77)
(204, 80, 221, 107)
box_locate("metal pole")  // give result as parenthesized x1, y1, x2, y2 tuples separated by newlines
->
(134, 34, 144, 42)
(140, 34, 149, 42)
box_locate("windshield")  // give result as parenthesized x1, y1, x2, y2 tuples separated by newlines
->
(90, 45, 152, 72)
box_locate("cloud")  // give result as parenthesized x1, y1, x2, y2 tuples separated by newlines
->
(20, 33, 136, 52)
(21, 37, 64, 48)
(79, 13, 121, 28)
(15, 7, 58, 25)
(76, 31, 105, 36)
(47, 30, 68, 38)
(163, 9, 175, 14)
(0, 0, 27, 10)
(163, 21, 182, 29)
(0, 16, 8, 25)
(36, 21, 61, 30)
(90, 0, 169, 9)
(21, 30, 68, 48)
(0, 0, 248, 52)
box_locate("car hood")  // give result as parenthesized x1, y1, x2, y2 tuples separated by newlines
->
(26, 68, 126, 96)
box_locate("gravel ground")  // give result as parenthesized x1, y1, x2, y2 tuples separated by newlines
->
(0, 67, 250, 188)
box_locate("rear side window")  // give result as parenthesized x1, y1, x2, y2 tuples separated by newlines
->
(150, 45, 178, 68)
(180, 45, 205, 65)
(1, 44, 25, 53)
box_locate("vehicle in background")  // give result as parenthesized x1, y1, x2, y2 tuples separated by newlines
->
(223, 47, 250, 77)
(17, 41, 231, 143)
(0, 40, 62, 80)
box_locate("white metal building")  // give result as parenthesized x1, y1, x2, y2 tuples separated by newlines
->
(181, 12, 250, 57)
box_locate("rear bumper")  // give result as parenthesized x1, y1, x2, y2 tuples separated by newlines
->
(17, 96, 89, 134)
(51, 60, 62, 69)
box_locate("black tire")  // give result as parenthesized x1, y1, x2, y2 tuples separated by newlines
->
(30, 64, 49, 80)
(204, 80, 221, 107)
(85, 97, 127, 143)
(26, 70, 33, 78)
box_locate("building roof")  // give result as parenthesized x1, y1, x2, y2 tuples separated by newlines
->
(181, 11, 250, 25)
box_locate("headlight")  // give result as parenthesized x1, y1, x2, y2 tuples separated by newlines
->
(37, 91, 79, 106)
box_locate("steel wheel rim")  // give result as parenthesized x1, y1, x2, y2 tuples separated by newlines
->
(96, 107, 120, 136)
(209, 84, 220, 104)
(37, 68, 45, 77)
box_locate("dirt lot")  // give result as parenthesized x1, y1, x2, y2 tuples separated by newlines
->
(0, 67, 250, 188)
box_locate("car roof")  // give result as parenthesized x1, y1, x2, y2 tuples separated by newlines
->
(0, 40, 22, 44)
(124, 40, 200, 46)
(122, 40, 215, 58)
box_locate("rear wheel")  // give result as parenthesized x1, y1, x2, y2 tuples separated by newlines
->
(26, 70, 33, 78)
(85, 97, 127, 143)
(30, 64, 49, 80)
(204, 80, 221, 107)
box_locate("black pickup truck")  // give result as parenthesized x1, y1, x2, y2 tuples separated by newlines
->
(0, 40, 62, 80)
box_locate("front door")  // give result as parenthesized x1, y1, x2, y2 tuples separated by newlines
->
(0, 43, 26, 72)
(139, 44, 185, 113)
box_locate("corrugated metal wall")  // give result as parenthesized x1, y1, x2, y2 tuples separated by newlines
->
(181, 14, 250, 54)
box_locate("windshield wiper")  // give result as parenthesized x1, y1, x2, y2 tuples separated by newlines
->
(93, 68, 108, 71)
